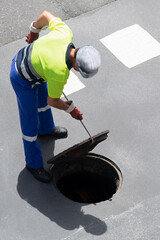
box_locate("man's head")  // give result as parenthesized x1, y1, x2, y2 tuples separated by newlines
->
(71, 46, 101, 78)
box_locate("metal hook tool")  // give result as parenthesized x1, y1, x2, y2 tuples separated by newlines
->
(63, 92, 94, 143)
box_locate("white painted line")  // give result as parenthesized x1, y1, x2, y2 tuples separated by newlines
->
(100, 24, 160, 68)
(63, 71, 85, 96)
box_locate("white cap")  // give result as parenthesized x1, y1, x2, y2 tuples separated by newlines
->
(76, 46, 101, 78)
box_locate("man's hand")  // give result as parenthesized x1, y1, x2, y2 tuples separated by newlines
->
(26, 32, 39, 44)
(26, 21, 41, 44)
(65, 101, 83, 120)
(25, 11, 56, 44)
(70, 107, 83, 120)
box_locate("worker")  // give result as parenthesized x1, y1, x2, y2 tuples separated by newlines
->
(10, 11, 101, 183)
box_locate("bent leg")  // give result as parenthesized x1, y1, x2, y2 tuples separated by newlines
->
(10, 58, 43, 168)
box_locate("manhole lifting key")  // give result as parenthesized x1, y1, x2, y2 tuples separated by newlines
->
(63, 92, 94, 143)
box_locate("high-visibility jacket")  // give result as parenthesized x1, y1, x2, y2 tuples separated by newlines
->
(16, 17, 73, 98)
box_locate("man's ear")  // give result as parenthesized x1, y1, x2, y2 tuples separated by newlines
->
(74, 48, 80, 59)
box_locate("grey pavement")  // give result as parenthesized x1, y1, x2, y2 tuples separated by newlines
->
(1, 0, 160, 239)
(0, 0, 114, 47)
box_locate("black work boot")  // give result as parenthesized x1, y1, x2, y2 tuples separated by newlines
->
(38, 126, 68, 139)
(26, 165, 52, 183)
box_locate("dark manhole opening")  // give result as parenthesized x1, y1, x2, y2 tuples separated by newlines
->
(52, 153, 123, 204)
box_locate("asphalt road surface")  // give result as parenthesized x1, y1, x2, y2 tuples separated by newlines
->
(1, 0, 160, 239)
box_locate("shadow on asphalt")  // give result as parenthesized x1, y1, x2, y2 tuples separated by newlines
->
(16, 136, 107, 235)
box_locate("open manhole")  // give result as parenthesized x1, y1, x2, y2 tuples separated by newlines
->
(48, 131, 123, 204)
(52, 153, 123, 204)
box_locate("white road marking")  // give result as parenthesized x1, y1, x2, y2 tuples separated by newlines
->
(63, 71, 85, 96)
(100, 24, 160, 68)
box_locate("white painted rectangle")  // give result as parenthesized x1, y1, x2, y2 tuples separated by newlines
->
(100, 24, 160, 68)
(62, 71, 85, 96)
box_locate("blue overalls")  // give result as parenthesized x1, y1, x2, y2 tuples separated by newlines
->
(10, 56, 55, 168)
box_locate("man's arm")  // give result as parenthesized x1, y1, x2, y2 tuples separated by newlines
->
(47, 96, 83, 120)
(26, 11, 55, 43)
(47, 96, 69, 110)
(33, 11, 56, 30)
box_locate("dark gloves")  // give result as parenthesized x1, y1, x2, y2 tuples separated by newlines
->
(70, 107, 83, 120)
(26, 22, 41, 44)
(65, 101, 83, 120)
(26, 32, 39, 44)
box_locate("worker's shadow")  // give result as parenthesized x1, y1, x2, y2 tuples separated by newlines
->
(16, 136, 107, 236)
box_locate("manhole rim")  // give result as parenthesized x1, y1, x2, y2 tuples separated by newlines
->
(85, 152, 123, 197)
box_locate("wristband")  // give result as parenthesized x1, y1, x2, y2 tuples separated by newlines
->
(65, 101, 75, 113)
(30, 22, 41, 33)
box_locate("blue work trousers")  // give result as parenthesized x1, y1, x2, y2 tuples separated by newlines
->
(10, 56, 55, 168)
